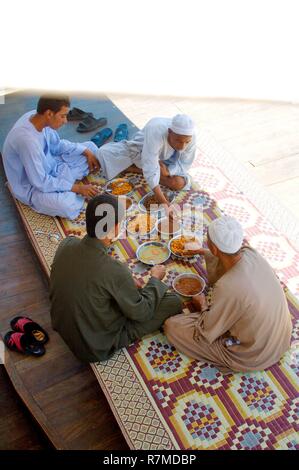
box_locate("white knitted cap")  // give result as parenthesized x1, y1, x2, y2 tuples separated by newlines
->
(208, 216, 243, 254)
(170, 114, 195, 136)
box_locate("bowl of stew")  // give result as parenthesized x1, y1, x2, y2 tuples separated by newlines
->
(172, 273, 205, 297)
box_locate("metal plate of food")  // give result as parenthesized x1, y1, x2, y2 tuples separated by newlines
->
(173, 273, 206, 297)
(125, 213, 157, 237)
(156, 216, 182, 238)
(136, 241, 171, 266)
(118, 195, 135, 212)
(168, 234, 201, 259)
(104, 177, 134, 196)
(138, 190, 176, 214)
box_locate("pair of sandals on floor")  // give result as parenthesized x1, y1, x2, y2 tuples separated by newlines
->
(4, 316, 49, 357)
(67, 107, 129, 146)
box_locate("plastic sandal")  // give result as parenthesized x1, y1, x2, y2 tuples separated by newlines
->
(91, 128, 113, 147)
(114, 123, 129, 142)
(76, 116, 107, 133)
(4, 331, 45, 356)
(67, 107, 94, 121)
(10, 316, 49, 344)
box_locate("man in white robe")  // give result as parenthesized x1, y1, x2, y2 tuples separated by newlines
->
(97, 114, 196, 208)
(2, 95, 99, 219)
(164, 216, 292, 373)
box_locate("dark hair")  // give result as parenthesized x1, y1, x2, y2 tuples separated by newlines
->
(86, 194, 125, 238)
(37, 95, 70, 114)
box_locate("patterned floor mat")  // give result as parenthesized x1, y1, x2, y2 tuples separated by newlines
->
(9, 148, 299, 450)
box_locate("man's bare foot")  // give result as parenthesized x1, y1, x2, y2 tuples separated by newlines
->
(127, 165, 142, 174)
(159, 175, 186, 191)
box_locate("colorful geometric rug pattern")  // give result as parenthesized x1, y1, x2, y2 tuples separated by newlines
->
(11, 148, 299, 450)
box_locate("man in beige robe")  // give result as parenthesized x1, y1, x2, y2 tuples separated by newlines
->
(164, 216, 292, 373)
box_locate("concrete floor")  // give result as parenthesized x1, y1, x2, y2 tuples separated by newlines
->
(107, 94, 299, 222)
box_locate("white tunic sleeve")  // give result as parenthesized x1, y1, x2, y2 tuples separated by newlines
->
(140, 125, 164, 189)
(48, 129, 87, 158)
(15, 131, 74, 193)
(167, 138, 196, 177)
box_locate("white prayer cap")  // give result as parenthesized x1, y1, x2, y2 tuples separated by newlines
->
(208, 216, 244, 254)
(170, 114, 195, 136)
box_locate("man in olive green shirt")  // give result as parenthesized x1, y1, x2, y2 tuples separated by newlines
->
(50, 194, 182, 362)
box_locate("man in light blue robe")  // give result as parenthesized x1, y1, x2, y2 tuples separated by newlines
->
(2, 95, 100, 219)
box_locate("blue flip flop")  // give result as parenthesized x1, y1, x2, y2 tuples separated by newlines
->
(114, 123, 129, 142)
(91, 128, 113, 147)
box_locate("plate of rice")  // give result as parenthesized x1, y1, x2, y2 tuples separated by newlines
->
(105, 178, 134, 196)
(169, 234, 202, 258)
(126, 213, 157, 237)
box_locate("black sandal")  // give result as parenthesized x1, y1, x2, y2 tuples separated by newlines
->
(10, 316, 49, 344)
(4, 331, 45, 356)
(67, 107, 94, 121)
(76, 116, 107, 133)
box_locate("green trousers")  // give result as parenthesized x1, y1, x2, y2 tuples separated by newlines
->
(121, 292, 183, 346)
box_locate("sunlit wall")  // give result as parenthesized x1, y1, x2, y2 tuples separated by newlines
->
(1, 0, 298, 102)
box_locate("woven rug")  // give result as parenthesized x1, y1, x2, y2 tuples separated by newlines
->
(8, 145, 299, 451)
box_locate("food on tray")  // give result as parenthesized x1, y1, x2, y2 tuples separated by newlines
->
(157, 217, 181, 236)
(170, 235, 200, 256)
(120, 196, 133, 210)
(127, 214, 156, 235)
(174, 276, 203, 296)
(183, 241, 202, 251)
(109, 179, 133, 195)
(142, 192, 173, 211)
(126, 198, 133, 210)
(143, 194, 161, 211)
(138, 244, 169, 264)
